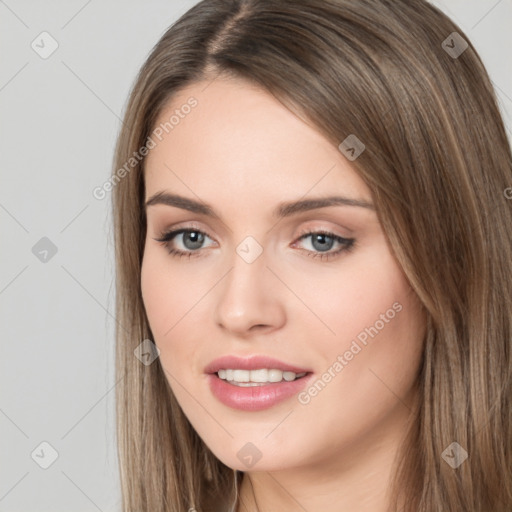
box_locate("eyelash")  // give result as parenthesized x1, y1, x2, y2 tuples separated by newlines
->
(153, 227, 355, 261)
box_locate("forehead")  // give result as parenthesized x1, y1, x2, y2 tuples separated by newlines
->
(144, 77, 371, 208)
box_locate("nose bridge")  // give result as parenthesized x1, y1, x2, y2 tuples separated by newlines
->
(214, 239, 285, 334)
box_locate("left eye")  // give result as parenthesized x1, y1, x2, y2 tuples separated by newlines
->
(294, 231, 355, 259)
(297, 232, 347, 252)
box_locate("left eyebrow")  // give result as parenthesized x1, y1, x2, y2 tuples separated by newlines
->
(144, 191, 375, 218)
(275, 196, 375, 217)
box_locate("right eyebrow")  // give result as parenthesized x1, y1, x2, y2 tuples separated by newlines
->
(145, 191, 219, 218)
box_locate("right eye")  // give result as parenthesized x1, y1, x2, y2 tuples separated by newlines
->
(154, 228, 216, 258)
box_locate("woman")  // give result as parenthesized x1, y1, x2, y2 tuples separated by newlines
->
(112, 0, 512, 510)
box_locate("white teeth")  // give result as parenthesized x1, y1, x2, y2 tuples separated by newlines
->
(233, 369, 250, 382)
(283, 371, 296, 381)
(216, 368, 306, 385)
(250, 369, 269, 382)
(268, 369, 282, 382)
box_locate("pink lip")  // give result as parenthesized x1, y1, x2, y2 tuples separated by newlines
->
(205, 355, 313, 412)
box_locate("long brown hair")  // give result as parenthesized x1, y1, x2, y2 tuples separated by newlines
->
(112, 0, 512, 510)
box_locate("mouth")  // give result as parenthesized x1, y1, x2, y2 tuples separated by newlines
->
(205, 355, 313, 411)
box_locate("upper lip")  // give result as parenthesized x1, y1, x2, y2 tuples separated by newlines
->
(204, 355, 311, 374)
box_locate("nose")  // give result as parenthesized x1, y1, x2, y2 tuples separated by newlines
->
(214, 248, 286, 337)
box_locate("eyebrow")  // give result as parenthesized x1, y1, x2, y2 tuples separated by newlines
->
(144, 191, 375, 218)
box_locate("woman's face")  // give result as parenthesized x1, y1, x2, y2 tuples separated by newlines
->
(141, 76, 425, 473)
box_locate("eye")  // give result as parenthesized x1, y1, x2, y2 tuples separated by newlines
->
(293, 229, 355, 261)
(154, 228, 215, 258)
(153, 227, 355, 261)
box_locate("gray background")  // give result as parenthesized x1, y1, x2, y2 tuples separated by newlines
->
(1, 1, 510, 510)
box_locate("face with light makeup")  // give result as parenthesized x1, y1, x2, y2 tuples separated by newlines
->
(140, 75, 426, 473)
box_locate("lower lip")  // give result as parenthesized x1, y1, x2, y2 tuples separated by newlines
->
(207, 373, 311, 411)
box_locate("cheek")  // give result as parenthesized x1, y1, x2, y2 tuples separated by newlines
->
(305, 263, 424, 425)
(302, 243, 425, 403)
(141, 251, 175, 337)
(141, 248, 201, 339)
(299, 241, 420, 353)
(140, 247, 212, 380)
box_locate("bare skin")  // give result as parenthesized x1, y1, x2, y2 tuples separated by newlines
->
(141, 75, 425, 512)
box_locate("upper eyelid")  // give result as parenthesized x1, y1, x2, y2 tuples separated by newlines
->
(154, 217, 353, 237)
(147, 208, 359, 235)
